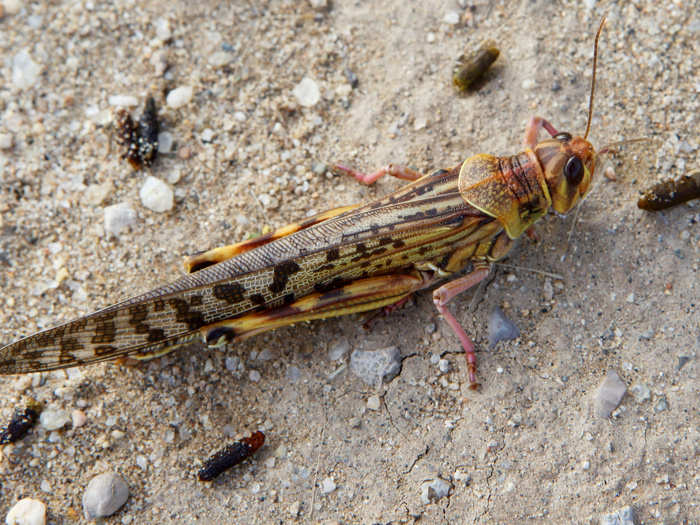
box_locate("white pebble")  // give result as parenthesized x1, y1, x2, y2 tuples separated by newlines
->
(421, 478, 452, 504)
(438, 359, 450, 374)
(309, 0, 328, 9)
(154, 17, 171, 41)
(292, 77, 320, 107)
(83, 182, 113, 206)
(208, 51, 232, 68)
(366, 395, 381, 411)
(249, 370, 261, 382)
(320, 477, 336, 495)
(39, 408, 71, 431)
(166, 86, 193, 109)
(104, 202, 137, 237)
(443, 11, 460, 25)
(522, 78, 535, 90)
(328, 339, 350, 361)
(82, 472, 129, 520)
(0, 133, 13, 149)
(3, 0, 23, 15)
(6, 498, 46, 525)
(12, 49, 41, 89)
(108, 95, 138, 107)
(40, 480, 51, 493)
(157, 131, 173, 153)
(140, 176, 174, 212)
(71, 409, 87, 428)
(200, 128, 215, 142)
(426, 32, 436, 43)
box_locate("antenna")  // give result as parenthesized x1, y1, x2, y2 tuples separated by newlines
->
(584, 16, 607, 140)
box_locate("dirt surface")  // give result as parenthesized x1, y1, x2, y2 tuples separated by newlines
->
(0, 1, 698, 523)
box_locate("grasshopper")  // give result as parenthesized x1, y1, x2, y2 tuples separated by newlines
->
(0, 20, 607, 390)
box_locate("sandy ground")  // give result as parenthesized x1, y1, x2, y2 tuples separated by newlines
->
(0, 1, 698, 523)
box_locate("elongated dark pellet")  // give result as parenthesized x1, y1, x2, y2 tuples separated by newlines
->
(453, 40, 500, 91)
(137, 96, 160, 166)
(197, 431, 265, 481)
(637, 170, 700, 211)
(114, 97, 160, 169)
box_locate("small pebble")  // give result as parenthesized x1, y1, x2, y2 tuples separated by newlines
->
(166, 86, 193, 109)
(3, 0, 23, 15)
(438, 359, 450, 374)
(108, 95, 138, 107)
(71, 409, 87, 428)
(285, 366, 301, 383)
(157, 131, 173, 153)
(443, 11, 460, 25)
(104, 202, 137, 237)
(200, 128, 215, 142)
(629, 383, 650, 403)
(6, 498, 46, 525)
(320, 477, 336, 495)
(249, 370, 261, 382)
(39, 408, 70, 431)
(154, 17, 171, 41)
(350, 346, 401, 386)
(12, 49, 41, 89)
(654, 396, 668, 412)
(83, 182, 113, 206)
(595, 370, 627, 418)
(292, 77, 320, 107)
(488, 307, 520, 347)
(0, 133, 13, 149)
(366, 395, 381, 411)
(420, 478, 451, 504)
(600, 505, 639, 525)
(677, 355, 691, 370)
(225, 356, 240, 372)
(328, 339, 350, 361)
(522, 78, 535, 90)
(139, 176, 174, 213)
(82, 472, 129, 520)
(309, 0, 328, 9)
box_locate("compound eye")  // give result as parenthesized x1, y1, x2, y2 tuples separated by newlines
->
(554, 132, 572, 142)
(564, 156, 584, 185)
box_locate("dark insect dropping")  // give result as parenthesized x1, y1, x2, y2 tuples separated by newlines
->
(197, 431, 265, 481)
(0, 400, 42, 444)
(115, 97, 160, 169)
(137, 97, 160, 166)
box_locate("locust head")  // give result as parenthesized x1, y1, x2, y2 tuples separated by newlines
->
(535, 133, 596, 214)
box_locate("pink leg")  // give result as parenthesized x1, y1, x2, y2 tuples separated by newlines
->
(432, 266, 491, 389)
(523, 117, 559, 149)
(331, 163, 423, 185)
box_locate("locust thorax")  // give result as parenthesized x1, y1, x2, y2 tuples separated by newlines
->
(534, 132, 596, 214)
